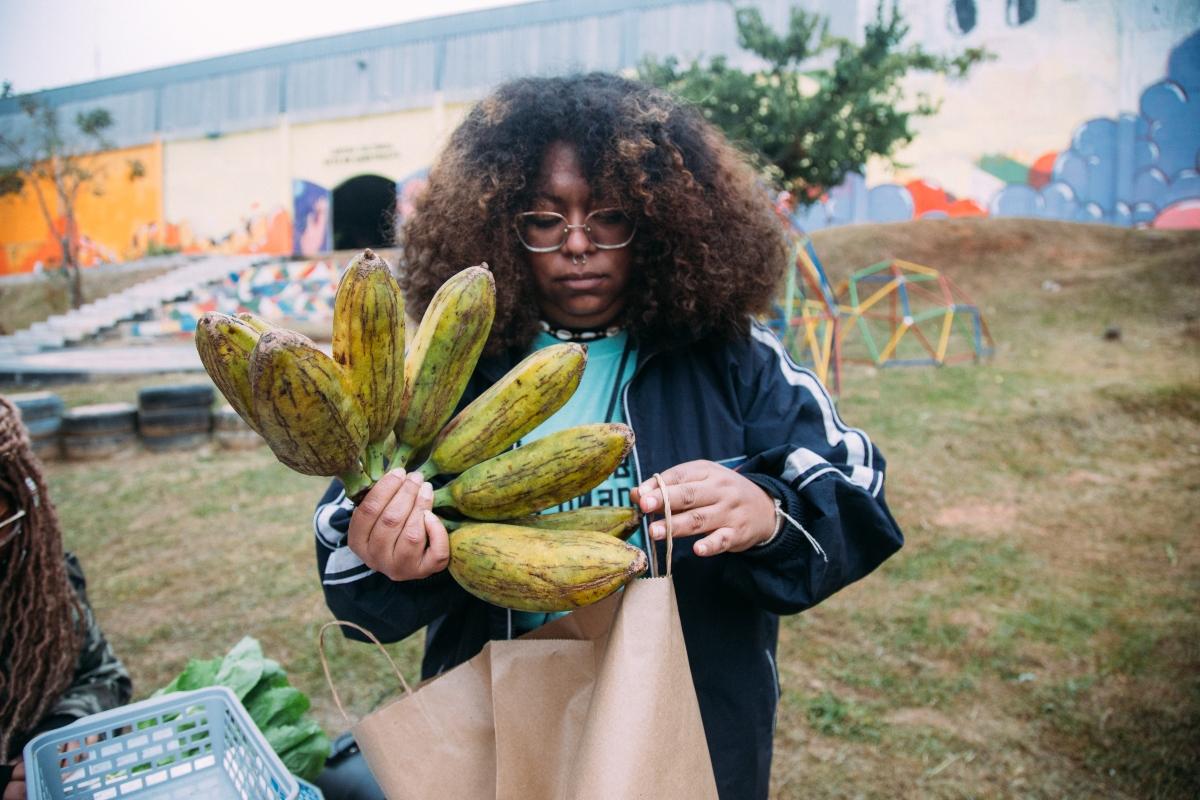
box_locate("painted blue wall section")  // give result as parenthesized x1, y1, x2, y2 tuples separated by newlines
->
(789, 29, 1200, 230)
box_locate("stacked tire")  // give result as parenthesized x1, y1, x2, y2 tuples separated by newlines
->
(137, 384, 214, 452)
(62, 403, 139, 461)
(212, 404, 263, 450)
(10, 391, 66, 461)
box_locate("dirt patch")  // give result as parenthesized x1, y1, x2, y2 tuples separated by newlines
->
(933, 502, 1017, 536)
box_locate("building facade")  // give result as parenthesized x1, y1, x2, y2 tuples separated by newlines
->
(1, 0, 1197, 274)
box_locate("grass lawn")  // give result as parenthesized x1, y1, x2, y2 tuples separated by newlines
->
(14, 219, 1200, 798)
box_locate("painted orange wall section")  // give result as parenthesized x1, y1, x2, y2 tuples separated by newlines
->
(0, 141, 163, 274)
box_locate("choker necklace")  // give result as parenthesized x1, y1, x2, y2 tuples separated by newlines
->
(539, 319, 622, 342)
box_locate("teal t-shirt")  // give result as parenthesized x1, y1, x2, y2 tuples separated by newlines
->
(510, 329, 639, 633)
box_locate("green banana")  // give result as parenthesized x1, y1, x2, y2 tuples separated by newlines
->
(415, 343, 586, 479)
(248, 329, 370, 493)
(432, 423, 634, 520)
(332, 249, 405, 480)
(448, 522, 647, 611)
(195, 312, 262, 433)
(393, 265, 495, 467)
(503, 506, 642, 541)
(236, 311, 274, 334)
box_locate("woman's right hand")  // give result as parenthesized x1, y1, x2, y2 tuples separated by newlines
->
(347, 469, 450, 581)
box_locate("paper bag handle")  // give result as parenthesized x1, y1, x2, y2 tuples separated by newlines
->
(318, 620, 414, 725)
(651, 472, 674, 578)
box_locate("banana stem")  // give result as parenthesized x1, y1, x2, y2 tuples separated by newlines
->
(389, 441, 414, 471)
(364, 442, 386, 482)
(339, 466, 373, 499)
(415, 460, 441, 481)
(432, 485, 453, 509)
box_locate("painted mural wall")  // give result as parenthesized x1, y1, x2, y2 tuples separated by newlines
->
(0, 103, 470, 273)
(3, 1, 1197, 275)
(162, 127, 292, 255)
(0, 142, 162, 274)
(790, 0, 1200, 230)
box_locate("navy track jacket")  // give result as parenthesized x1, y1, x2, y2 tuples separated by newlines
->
(315, 321, 904, 799)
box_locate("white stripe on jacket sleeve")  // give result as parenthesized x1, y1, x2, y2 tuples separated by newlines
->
(313, 489, 374, 584)
(750, 320, 882, 497)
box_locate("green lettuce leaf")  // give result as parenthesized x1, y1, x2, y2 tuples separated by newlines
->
(213, 636, 264, 699)
(153, 657, 221, 697)
(154, 636, 330, 781)
(273, 721, 331, 783)
(246, 686, 309, 730)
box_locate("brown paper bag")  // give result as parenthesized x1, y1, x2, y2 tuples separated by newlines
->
(319, 596, 619, 800)
(319, 620, 497, 799)
(320, 472, 718, 800)
(500, 505, 718, 798)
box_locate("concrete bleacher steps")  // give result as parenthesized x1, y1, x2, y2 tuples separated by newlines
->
(0, 255, 259, 356)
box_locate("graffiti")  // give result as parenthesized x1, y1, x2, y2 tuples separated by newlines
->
(293, 180, 332, 257)
(1006, 0, 1036, 28)
(2, 216, 121, 275)
(130, 258, 340, 337)
(947, 0, 1036, 35)
(990, 29, 1199, 227)
(129, 205, 293, 259)
(947, 0, 977, 36)
(789, 28, 1200, 231)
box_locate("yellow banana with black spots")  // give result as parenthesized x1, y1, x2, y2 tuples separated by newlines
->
(432, 423, 634, 520)
(332, 249, 405, 480)
(195, 312, 262, 432)
(248, 329, 370, 493)
(415, 343, 585, 479)
(393, 264, 495, 467)
(448, 522, 647, 611)
(502, 506, 642, 540)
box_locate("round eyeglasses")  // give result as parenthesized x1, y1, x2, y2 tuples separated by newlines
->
(514, 208, 636, 252)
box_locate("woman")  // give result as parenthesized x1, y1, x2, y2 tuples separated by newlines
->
(315, 73, 902, 798)
(0, 396, 132, 800)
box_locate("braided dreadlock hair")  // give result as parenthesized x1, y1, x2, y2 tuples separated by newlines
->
(0, 395, 83, 762)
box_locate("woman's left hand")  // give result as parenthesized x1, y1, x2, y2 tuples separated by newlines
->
(630, 461, 777, 557)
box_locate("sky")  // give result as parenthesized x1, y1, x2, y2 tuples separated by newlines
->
(0, 0, 529, 93)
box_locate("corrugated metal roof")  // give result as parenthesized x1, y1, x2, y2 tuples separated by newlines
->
(0, 0, 857, 148)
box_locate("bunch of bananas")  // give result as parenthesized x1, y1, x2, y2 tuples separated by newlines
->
(195, 250, 645, 611)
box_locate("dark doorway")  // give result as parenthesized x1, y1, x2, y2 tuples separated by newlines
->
(332, 174, 397, 250)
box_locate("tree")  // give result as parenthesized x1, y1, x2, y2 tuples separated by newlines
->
(639, 2, 990, 203)
(0, 82, 142, 307)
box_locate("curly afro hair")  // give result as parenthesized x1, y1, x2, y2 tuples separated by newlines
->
(399, 72, 789, 354)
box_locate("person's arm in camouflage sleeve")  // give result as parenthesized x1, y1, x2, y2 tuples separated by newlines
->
(34, 554, 133, 728)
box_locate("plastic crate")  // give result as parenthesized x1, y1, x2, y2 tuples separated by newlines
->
(296, 777, 325, 799)
(22, 686, 299, 800)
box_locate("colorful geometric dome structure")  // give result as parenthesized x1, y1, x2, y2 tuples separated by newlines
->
(772, 233, 842, 392)
(768, 194, 994, 395)
(834, 259, 995, 368)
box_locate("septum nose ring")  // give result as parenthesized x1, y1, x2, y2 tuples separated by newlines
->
(572, 254, 588, 266)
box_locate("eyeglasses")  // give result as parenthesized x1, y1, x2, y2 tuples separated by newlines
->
(0, 507, 25, 549)
(514, 208, 636, 253)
